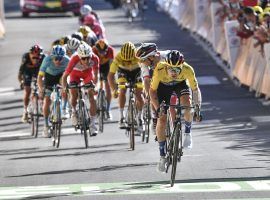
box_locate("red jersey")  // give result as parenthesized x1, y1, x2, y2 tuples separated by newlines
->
(92, 46, 114, 65)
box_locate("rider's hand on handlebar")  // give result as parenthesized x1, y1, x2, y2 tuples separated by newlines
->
(112, 89, 119, 98)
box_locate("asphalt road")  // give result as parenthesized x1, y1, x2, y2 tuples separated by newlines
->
(0, 0, 270, 199)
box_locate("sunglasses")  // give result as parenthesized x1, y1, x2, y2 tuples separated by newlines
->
(168, 67, 181, 74)
(54, 56, 63, 62)
(81, 57, 90, 61)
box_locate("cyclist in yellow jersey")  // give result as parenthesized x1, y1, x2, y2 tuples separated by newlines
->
(108, 41, 144, 133)
(150, 50, 202, 173)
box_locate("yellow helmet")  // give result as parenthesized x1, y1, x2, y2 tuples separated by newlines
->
(78, 25, 91, 38)
(264, 7, 270, 13)
(253, 6, 263, 15)
(120, 42, 135, 61)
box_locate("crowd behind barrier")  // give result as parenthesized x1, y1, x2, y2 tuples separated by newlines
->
(156, 0, 270, 99)
(0, 0, 5, 38)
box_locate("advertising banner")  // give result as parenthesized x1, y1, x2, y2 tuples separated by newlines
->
(224, 20, 240, 71)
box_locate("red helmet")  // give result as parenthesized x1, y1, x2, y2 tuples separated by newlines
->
(83, 14, 95, 26)
(29, 44, 43, 55)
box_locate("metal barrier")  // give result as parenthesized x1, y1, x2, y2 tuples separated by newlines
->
(0, 0, 5, 38)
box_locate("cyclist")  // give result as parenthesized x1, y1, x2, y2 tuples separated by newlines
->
(108, 41, 144, 133)
(78, 25, 98, 47)
(71, 32, 84, 42)
(83, 14, 105, 39)
(135, 43, 170, 133)
(79, 4, 105, 31)
(37, 45, 70, 137)
(62, 43, 99, 136)
(149, 50, 202, 172)
(65, 37, 81, 57)
(93, 39, 115, 120)
(18, 44, 46, 123)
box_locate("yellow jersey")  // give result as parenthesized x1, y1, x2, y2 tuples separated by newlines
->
(109, 52, 140, 73)
(151, 62, 198, 90)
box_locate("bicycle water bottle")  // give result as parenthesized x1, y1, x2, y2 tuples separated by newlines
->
(170, 92, 178, 105)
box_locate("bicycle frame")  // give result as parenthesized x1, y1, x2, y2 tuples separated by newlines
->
(29, 77, 40, 138)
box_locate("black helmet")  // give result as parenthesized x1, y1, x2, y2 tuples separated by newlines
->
(165, 50, 184, 67)
(135, 43, 157, 59)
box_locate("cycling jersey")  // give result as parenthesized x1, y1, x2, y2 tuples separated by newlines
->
(39, 55, 70, 76)
(92, 46, 114, 65)
(140, 50, 169, 78)
(65, 54, 99, 74)
(110, 53, 140, 73)
(151, 62, 198, 91)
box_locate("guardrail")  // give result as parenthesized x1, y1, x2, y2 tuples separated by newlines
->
(0, 0, 5, 38)
(156, 0, 270, 99)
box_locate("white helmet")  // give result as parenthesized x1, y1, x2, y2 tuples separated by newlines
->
(67, 38, 80, 50)
(80, 5, 92, 16)
(77, 43, 92, 58)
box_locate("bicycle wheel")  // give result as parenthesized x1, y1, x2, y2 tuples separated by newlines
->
(31, 96, 39, 137)
(170, 123, 180, 187)
(142, 102, 150, 143)
(55, 101, 61, 148)
(80, 100, 89, 148)
(98, 90, 105, 133)
(128, 99, 135, 150)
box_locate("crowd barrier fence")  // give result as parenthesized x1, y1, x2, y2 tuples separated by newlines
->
(157, 0, 270, 99)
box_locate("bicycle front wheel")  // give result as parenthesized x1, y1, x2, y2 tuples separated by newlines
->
(98, 90, 105, 133)
(80, 101, 88, 148)
(31, 96, 39, 138)
(55, 101, 61, 148)
(170, 123, 180, 187)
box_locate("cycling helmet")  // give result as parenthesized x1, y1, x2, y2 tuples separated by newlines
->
(71, 32, 83, 41)
(59, 35, 71, 46)
(83, 14, 95, 26)
(120, 42, 136, 61)
(29, 44, 43, 55)
(67, 38, 80, 50)
(135, 43, 157, 59)
(80, 5, 92, 16)
(77, 43, 92, 58)
(165, 50, 184, 67)
(78, 25, 91, 37)
(95, 39, 109, 52)
(51, 45, 66, 57)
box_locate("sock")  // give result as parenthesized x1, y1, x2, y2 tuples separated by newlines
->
(91, 115, 96, 124)
(62, 100, 67, 110)
(120, 108, 124, 119)
(45, 117, 49, 127)
(159, 141, 166, 157)
(185, 121, 192, 133)
(72, 107, 76, 113)
(106, 101, 110, 112)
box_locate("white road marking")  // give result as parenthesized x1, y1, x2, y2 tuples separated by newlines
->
(197, 76, 221, 85)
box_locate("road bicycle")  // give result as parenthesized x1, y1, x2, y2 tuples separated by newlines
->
(68, 82, 94, 148)
(96, 87, 107, 133)
(119, 81, 142, 150)
(141, 95, 151, 143)
(28, 77, 42, 138)
(49, 84, 63, 148)
(159, 99, 201, 187)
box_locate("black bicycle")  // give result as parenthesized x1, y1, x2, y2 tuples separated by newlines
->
(119, 81, 141, 150)
(68, 82, 94, 148)
(96, 88, 107, 133)
(159, 100, 200, 187)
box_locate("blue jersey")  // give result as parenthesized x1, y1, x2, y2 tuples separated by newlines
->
(39, 55, 70, 76)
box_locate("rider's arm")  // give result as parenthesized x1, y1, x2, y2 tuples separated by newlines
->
(92, 55, 100, 84)
(149, 66, 161, 110)
(37, 71, 44, 92)
(18, 54, 28, 82)
(149, 88, 159, 111)
(108, 59, 118, 92)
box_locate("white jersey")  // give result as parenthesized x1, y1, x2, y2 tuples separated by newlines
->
(141, 50, 170, 78)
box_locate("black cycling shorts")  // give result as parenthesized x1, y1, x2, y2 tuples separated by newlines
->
(99, 62, 110, 81)
(117, 67, 142, 84)
(23, 67, 39, 86)
(157, 81, 191, 105)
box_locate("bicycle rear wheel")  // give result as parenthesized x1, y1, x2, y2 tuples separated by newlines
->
(170, 123, 180, 187)
(142, 102, 150, 143)
(80, 101, 89, 148)
(31, 96, 39, 138)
